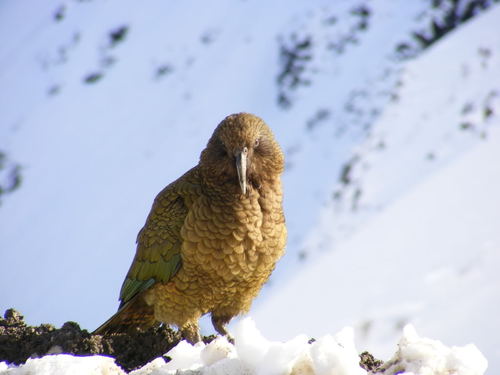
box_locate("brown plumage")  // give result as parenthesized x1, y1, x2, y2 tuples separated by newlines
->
(94, 113, 286, 343)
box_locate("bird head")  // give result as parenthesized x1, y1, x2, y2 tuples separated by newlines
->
(200, 113, 284, 196)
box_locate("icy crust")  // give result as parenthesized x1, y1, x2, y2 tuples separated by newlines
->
(0, 319, 487, 375)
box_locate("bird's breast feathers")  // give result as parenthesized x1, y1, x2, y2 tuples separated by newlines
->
(179, 190, 285, 282)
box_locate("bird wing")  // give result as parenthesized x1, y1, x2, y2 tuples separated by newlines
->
(118, 183, 189, 307)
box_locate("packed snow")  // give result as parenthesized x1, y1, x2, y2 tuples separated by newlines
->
(0, 318, 488, 375)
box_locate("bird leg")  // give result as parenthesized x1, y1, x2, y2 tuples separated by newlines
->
(181, 322, 201, 344)
(211, 315, 234, 343)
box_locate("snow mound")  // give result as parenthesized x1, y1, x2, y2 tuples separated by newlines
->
(382, 325, 488, 375)
(0, 318, 487, 375)
(0, 354, 124, 375)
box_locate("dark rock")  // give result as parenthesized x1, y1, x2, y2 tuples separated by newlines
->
(0, 308, 208, 372)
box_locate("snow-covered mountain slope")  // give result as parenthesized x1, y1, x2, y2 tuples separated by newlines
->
(0, 0, 499, 372)
(0, 0, 426, 329)
(257, 123, 500, 370)
(254, 5, 500, 373)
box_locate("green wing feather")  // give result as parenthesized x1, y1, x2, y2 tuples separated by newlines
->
(118, 187, 188, 307)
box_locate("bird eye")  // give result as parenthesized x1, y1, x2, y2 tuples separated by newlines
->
(214, 138, 228, 158)
(254, 138, 260, 148)
(219, 147, 228, 158)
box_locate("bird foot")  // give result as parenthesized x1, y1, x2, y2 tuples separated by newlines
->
(225, 334, 235, 345)
(181, 324, 202, 344)
(211, 315, 234, 343)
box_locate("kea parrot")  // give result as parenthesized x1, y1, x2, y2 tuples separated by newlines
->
(94, 113, 286, 343)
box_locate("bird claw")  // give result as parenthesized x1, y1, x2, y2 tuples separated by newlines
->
(225, 334, 235, 345)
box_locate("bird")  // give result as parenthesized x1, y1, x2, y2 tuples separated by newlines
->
(94, 113, 286, 343)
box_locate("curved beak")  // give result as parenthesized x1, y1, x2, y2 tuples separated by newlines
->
(235, 147, 248, 195)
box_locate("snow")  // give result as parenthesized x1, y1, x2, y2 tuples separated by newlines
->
(383, 326, 488, 375)
(0, 354, 124, 375)
(0, 319, 488, 375)
(253, 4, 500, 373)
(255, 100, 500, 372)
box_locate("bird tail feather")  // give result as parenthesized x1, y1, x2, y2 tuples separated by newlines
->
(93, 295, 156, 335)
